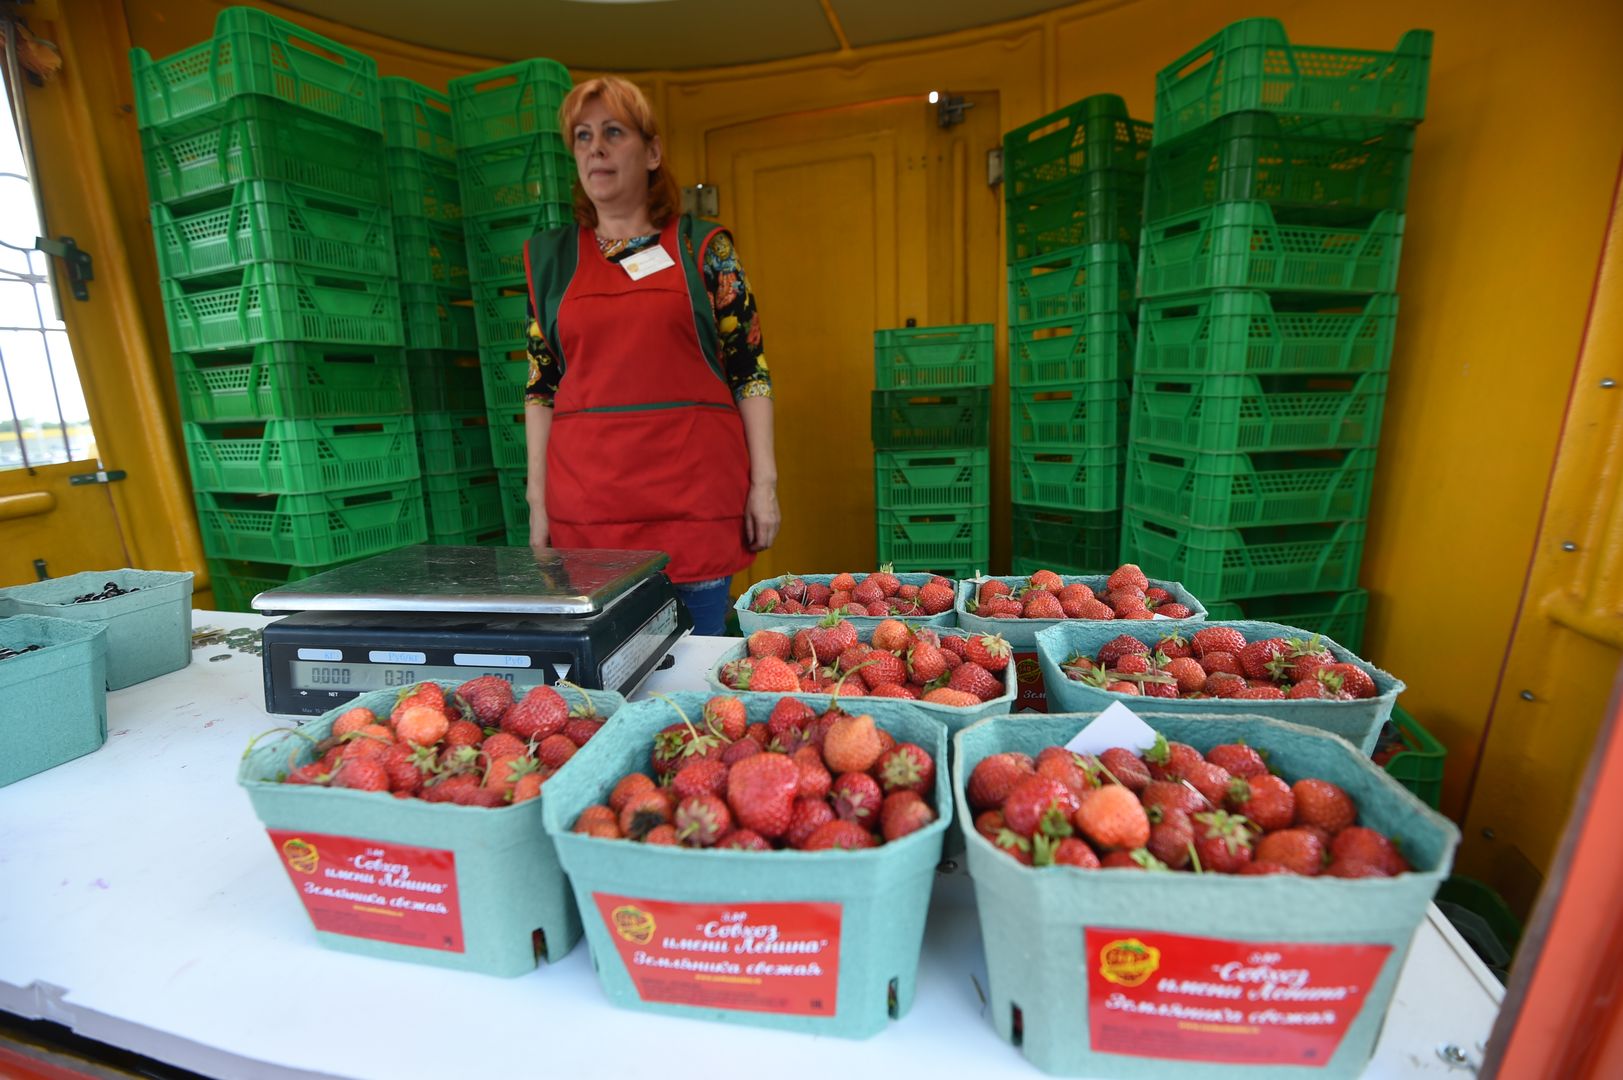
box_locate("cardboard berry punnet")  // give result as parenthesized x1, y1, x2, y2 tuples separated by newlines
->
(734, 572, 960, 636)
(541, 691, 949, 1038)
(237, 681, 623, 976)
(0, 614, 108, 787)
(0, 568, 193, 690)
(953, 710, 1458, 1078)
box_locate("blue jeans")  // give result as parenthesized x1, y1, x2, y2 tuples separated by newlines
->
(673, 576, 732, 637)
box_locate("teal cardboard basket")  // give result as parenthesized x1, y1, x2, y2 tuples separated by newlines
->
(0, 615, 108, 787)
(542, 691, 949, 1038)
(1035, 620, 1402, 754)
(955, 710, 1458, 1078)
(237, 681, 622, 976)
(705, 624, 1017, 734)
(0, 569, 193, 690)
(735, 572, 959, 635)
(956, 574, 1207, 711)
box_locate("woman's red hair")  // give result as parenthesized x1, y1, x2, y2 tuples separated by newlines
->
(558, 76, 681, 230)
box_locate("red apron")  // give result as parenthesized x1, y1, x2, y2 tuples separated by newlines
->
(545, 219, 753, 584)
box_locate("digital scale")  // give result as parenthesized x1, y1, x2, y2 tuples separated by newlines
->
(253, 546, 692, 716)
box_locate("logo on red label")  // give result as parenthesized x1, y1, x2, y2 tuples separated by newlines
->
(1085, 928, 1391, 1067)
(1012, 650, 1049, 712)
(266, 829, 464, 953)
(593, 894, 841, 1016)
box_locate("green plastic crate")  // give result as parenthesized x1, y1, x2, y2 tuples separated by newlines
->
(497, 468, 531, 539)
(480, 347, 531, 411)
(870, 388, 990, 450)
(473, 287, 534, 352)
(486, 409, 529, 471)
(1135, 289, 1399, 377)
(1377, 703, 1445, 810)
(955, 710, 1455, 1077)
(1012, 504, 1121, 573)
(1121, 508, 1366, 601)
(416, 411, 495, 475)
(0, 570, 192, 691)
(1010, 313, 1135, 387)
(1125, 444, 1378, 529)
(0, 615, 107, 786)
(140, 95, 387, 208)
(876, 506, 989, 568)
(872, 324, 995, 390)
(172, 344, 410, 421)
(542, 691, 947, 1037)
(1200, 589, 1369, 654)
(406, 350, 486, 412)
(131, 7, 380, 131)
(151, 181, 395, 281)
(206, 558, 348, 612)
(873, 448, 989, 511)
(449, 60, 574, 151)
(184, 416, 419, 494)
(1139, 203, 1405, 299)
(195, 482, 426, 566)
(423, 469, 504, 535)
(733, 573, 959, 636)
(467, 212, 549, 285)
(1154, 18, 1433, 145)
(403, 284, 479, 351)
(379, 77, 455, 158)
(1010, 382, 1129, 447)
(394, 217, 470, 289)
(1008, 243, 1135, 324)
(238, 682, 623, 975)
(458, 136, 577, 219)
(1010, 444, 1123, 512)
(1130, 370, 1389, 454)
(1007, 174, 1145, 261)
(385, 148, 463, 223)
(162, 264, 402, 352)
(1003, 93, 1153, 198)
(1145, 111, 1416, 224)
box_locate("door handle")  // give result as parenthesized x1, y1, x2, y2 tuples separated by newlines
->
(0, 491, 55, 520)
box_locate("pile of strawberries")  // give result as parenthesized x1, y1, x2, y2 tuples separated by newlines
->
(746, 567, 955, 618)
(718, 615, 1009, 706)
(969, 736, 1411, 877)
(1061, 625, 1379, 701)
(964, 564, 1194, 621)
(276, 679, 607, 807)
(570, 695, 939, 851)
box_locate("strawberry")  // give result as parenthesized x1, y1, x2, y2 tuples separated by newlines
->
(1191, 626, 1248, 658)
(1154, 603, 1193, 619)
(390, 682, 445, 724)
(1112, 653, 1153, 676)
(973, 809, 1007, 845)
(1155, 633, 1192, 660)
(340, 723, 396, 763)
(806, 614, 859, 663)
(1023, 592, 1065, 619)
(284, 761, 331, 785)
(573, 805, 620, 834)
(1098, 747, 1152, 792)
(779, 577, 809, 604)
(1097, 634, 1151, 667)
(1234, 685, 1286, 700)
(567, 717, 605, 747)
(749, 587, 782, 612)
(1045, 836, 1101, 869)
(481, 731, 526, 759)
(868, 619, 912, 654)
(1145, 737, 1205, 782)
(870, 683, 920, 700)
(1199, 650, 1244, 677)
(1035, 746, 1091, 797)
(786, 797, 837, 848)
(1239, 861, 1292, 876)
(1183, 761, 1234, 807)
(1105, 564, 1149, 593)
(1254, 829, 1327, 876)
(1227, 773, 1295, 831)
(858, 651, 908, 690)
(830, 771, 883, 824)
(967, 752, 1035, 810)
(921, 687, 981, 707)
(1058, 581, 1094, 605)
(907, 641, 948, 683)
(851, 578, 884, 606)
(1238, 638, 1290, 680)
(672, 758, 730, 800)
(332, 707, 377, 738)
(1203, 672, 1247, 698)
(917, 580, 954, 615)
(394, 704, 450, 747)
(1273, 638, 1335, 684)
(790, 744, 831, 800)
(869, 569, 901, 597)
(747, 630, 792, 660)
(938, 635, 968, 658)
(743, 656, 802, 693)
(1330, 826, 1408, 875)
(1002, 776, 1081, 838)
(1289, 675, 1340, 700)
(1321, 662, 1377, 699)
(803, 820, 876, 850)
(503, 686, 569, 741)
(1074, 783, 1150, 850)
(1162, 656, 1207, 693)
(383, 742, 436, 794)
(1191, 811, 1254, 873)
(977, 578, 1013, 603)
(875, 742, 935, 796)
(643, 824, 680, 845)
(1324, 859, 1390, 878)
(620, 789, 675, 839)
(947, 661, 1003, 701)
(1100, 849, 1167, 870)
(1142, 779, 1207, 819)
(537, 733, 577, 768)
(1147, 807, 1194, 869)
(880, 790, 936, 841)
(453, 676, 514, 726)
(805, 583, 833, 607)
(1106, 680, 1141, 695)
(674, 795, 732, 847)
(1292, 778, 1358, 833)
(1206, 743, 1268, 779)
(719, 829, 772, 851)
(610, 772, 657, 813)
(652, 720, 720, 776)
(820, 713, 881, 773)
(481, 752, 533, 794)
(700, 696, 747, 742)
(726, 753, 801, 838)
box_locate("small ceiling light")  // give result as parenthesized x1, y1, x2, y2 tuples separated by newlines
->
(928, 90, 940, 104)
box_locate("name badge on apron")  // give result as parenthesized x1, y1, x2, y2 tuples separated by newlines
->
(620, 243, 676, 281)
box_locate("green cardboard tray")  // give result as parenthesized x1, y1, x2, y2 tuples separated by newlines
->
(541, 690, 948, 1038)
(735, 572, 960, 635)
(0, 569, 193, 690)
(0, 615, 108, 787)
(237, 681, 622, 976)
(954, 710, 1458, 1078)
(1035, 619, 1403, 754)
(954, 573, 1208, 649)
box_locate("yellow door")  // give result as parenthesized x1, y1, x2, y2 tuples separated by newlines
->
(0, 462, 131, 584)
(705, 91, 1005, 587)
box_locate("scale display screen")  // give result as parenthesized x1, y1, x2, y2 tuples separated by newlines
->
(289, 661, 556, 694)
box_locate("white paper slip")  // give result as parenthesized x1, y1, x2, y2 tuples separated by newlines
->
(1063, 700, 1160, 757)
(620, 243, 676, 280)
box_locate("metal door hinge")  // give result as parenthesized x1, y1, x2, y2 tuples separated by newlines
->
(69, 468, 125, 486)
(35, 236, 92, 300)
(681, 184, 719, 219)
(987, 147, 1003, 187)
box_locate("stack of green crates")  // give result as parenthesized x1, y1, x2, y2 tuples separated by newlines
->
(1122, 18, 1432, 651)
(381, 78, 504, 547)
(870, 325, 993, 576)
(449, 59, 575, 545)
(133, 7, 426, 610)
(1002, 94, 1151, 577)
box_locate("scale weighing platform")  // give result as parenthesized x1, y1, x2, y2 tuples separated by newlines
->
(253, 546, 692, 716)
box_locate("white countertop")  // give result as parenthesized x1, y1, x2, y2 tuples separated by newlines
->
(0, 612, 1501, 1079)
